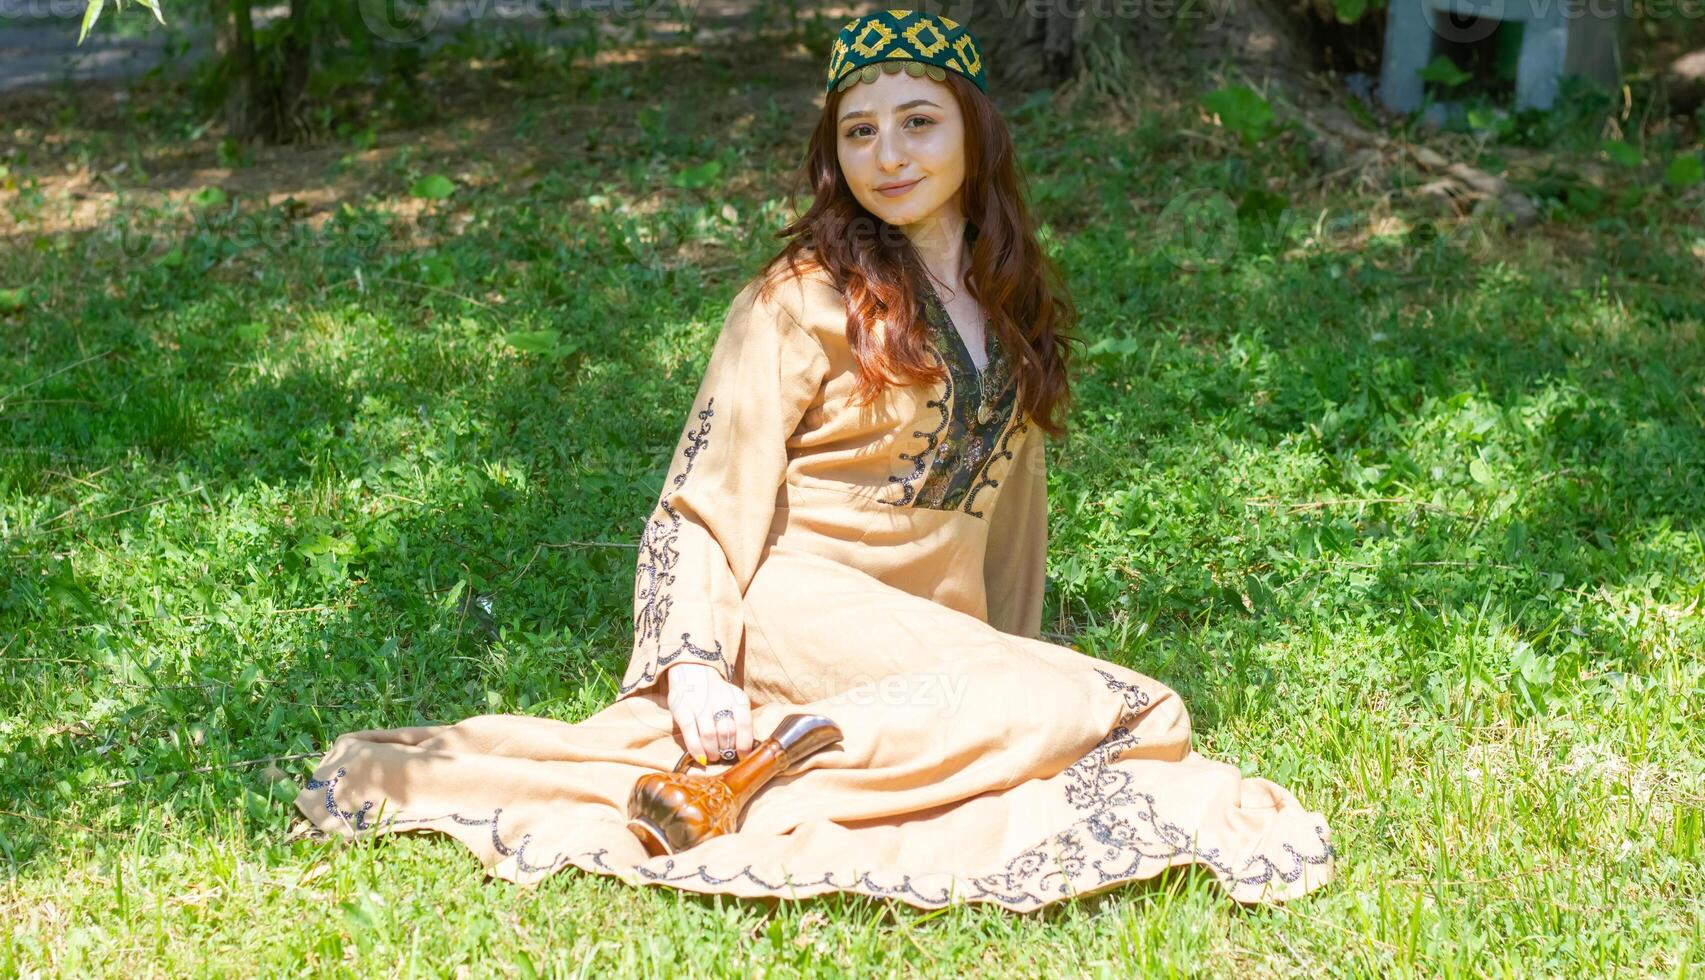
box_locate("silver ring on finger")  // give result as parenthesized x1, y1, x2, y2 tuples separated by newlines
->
(712, 708, 737, 759)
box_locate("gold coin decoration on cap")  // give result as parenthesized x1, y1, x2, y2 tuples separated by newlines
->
(824, 10, 988, 94)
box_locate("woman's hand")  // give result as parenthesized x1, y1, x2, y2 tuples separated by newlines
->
(664, 662, 754, 766)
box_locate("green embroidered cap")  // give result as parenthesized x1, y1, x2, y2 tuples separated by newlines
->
(826, 9, 988, 95)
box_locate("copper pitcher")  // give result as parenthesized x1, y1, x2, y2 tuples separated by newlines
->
(626, 713, 843, 857)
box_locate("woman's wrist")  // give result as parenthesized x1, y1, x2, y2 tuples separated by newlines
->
(663, 661, 721, 685)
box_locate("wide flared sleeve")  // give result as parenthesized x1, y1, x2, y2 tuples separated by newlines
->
(982, 419, 1049, 638)
(619, 278, 831, 700)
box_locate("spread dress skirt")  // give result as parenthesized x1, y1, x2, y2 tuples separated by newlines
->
(292, 265, 1337, 911)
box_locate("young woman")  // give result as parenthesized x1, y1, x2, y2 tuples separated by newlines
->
(294, 10, 1335, 911)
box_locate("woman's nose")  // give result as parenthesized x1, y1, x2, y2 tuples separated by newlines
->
(876, 128, 906, 172)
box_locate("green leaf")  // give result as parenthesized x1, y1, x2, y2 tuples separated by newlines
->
(411, 174, 457, 200)
(669, 160, 724, 190)
(1333, 0, 1368, 23)
(1663, 154, 1703, 190)
(501, 330, 579, 360)
(1504, 519, 1528, 557)
(1511, 642, 1555, 688)
(1565, 184, 1604, 215)
(502, 330, 561, 354)
(1086, 336, 1141, 361)
(339, 896, 377, 930)
(1418, 55, 1471, 88)
(235, 321, 270, 343)
(216, 138, 246, 168)
(1466, 107, 1511, 136)
(78, 0, 106, 44)
(44, 558, 101, 619)
(1469, 456, 1494, 486)
(1601, 139, 1641, 168)
(415, 253, 455, 288)
(190, 186, 228, 209)
(0, 287, 25, 312)
(1200, 85, 1273, 144)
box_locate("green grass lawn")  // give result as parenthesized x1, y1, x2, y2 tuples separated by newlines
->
(2, 27, 1703, 976)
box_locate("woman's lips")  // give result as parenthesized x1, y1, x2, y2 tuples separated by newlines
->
(876, 177, 923, 198)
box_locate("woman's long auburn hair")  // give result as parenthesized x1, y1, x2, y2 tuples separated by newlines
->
(754, 71, 1077, 439)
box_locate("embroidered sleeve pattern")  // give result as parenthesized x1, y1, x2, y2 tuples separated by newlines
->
(618, 284, 830, 699)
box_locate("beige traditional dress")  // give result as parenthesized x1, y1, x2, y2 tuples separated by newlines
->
(293, 264, 1336, 911)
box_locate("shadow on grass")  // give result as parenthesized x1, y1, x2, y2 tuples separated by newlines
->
(0, 24, 830, 249)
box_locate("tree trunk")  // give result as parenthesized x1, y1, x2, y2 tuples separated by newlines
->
(211, 0, 256, 139)
(212, 0, 313, 144)
(968, 0, 1089, 93)
(276, 0, 312, 140)
(1663, 48, 1705, 115)
(966, 0, 1322, 99)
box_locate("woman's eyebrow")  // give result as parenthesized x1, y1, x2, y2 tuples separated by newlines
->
(838, 99, 941, 123)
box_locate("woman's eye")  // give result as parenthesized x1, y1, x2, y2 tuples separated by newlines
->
(844, 116, 934, 139)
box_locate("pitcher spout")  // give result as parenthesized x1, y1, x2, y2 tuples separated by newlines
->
(768, 713, 844, 773)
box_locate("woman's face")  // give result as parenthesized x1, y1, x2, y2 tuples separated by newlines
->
(834, 69, 967, 235)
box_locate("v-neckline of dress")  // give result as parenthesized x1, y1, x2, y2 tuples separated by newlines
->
(918, 273, 991, 380)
